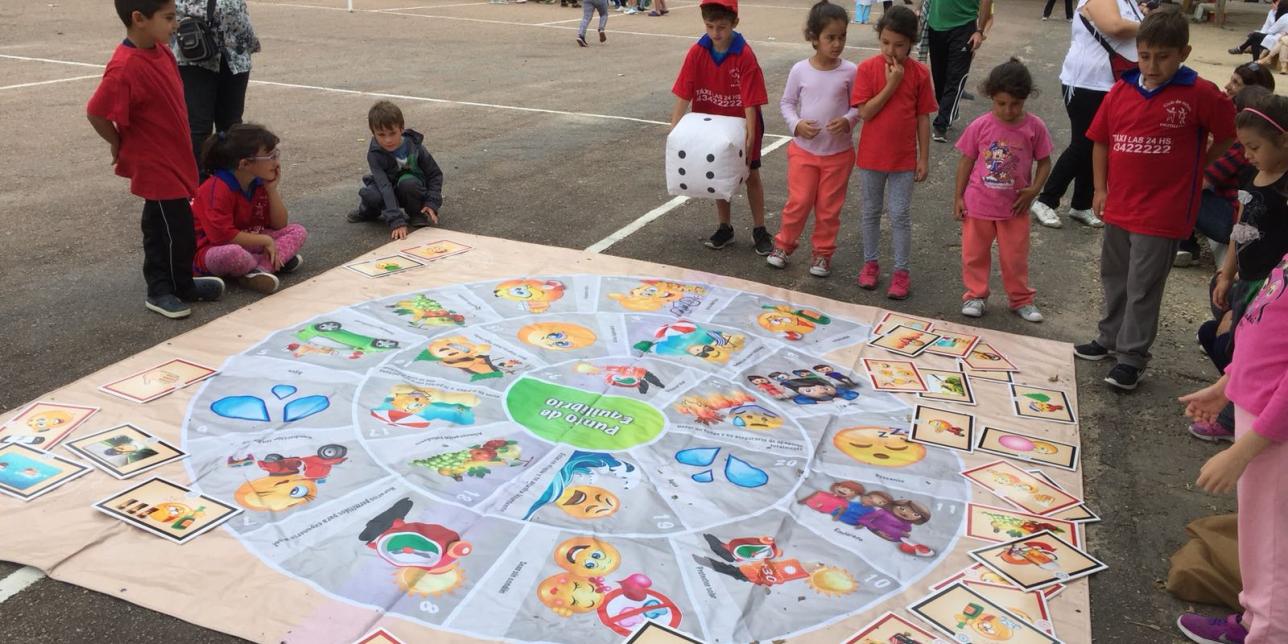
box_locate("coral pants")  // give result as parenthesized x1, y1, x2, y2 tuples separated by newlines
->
(960, 215, 1035, 308)
(1236, 405, 1288, 643)
(774, 143, 854, 258)
(203, 224, 308, 277)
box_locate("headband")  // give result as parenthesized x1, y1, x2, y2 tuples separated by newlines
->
(1243, 107, 1287, 134)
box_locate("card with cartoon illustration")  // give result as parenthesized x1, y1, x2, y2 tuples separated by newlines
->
(399, 240, 472, 263)
(64, 424, 186, 479)
(909, 583, 1060, 644)
(965, 503, 1081, 547)
(344, 254, 425, 278)
(99, 359, 219, 403)
(920, 369, 976, 406)
(710, 293, 870, 351)
(0, 401, 100, 448)
(844, 611, 948, 644)
(1010, 385, 1076, 425)
(964, 365, 1014, 384)
(93, 477, 242, 544)
(930, 563, 1065, 601)
(872, 311, 935, 336)
(869, 325, 941, 358)
(975, 427, 1079, 471)
(353, 628, 404, 644)
(863, 358, 929, 393)
(910, 405, 975, 452)
(1025, 469, 1099, 523)
(970, 530, 1107, 591)
(958, 581, 1055, 637)
(962, 342, 1020, 372)
(924, 330, 982, 359)
(0, 444, 90, 501)
(625, 621, 704, 644)
(960, 461, 1081, 516)
(356, 286, 502, 333)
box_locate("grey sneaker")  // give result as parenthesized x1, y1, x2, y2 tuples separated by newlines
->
(1068, 208, 1104, 228)
(1031, 201, 1063, 228)
(186, 276, 226, 302)
(1014, 304, 1044, 323)
(809, 256, 832, 277)
(238, 269, 280, 294)
(766, 248, 788, 268)
(961, 298, 985, 318)
(1174, 249, 1198, 268)
(145, 294, 192, 319)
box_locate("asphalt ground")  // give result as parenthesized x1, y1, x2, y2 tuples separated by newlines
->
(0, 0, 1268, 641)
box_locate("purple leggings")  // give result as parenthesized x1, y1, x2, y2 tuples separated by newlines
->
(203, 223, 307, 276)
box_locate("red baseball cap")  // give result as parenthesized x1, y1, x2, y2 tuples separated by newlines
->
(700, 0, 738, 13)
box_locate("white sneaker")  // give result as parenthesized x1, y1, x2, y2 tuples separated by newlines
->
(1014, 304, 1044, 323)
(809, 256, 832, 277)
(1030, 201, 1062, 229)
(1068, 208, 1104, 228)
(961, 298, 986, 317)
(766, 248, 788, 269)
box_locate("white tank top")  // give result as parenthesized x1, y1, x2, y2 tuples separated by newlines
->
(1059, 0, 1142, 92)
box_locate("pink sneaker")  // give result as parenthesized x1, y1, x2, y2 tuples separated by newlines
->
(1189, 420, 1235, 443)
(887, 269, 910, 300)
(1177, 612, 1246, 644)
(857, 261, 879, 290)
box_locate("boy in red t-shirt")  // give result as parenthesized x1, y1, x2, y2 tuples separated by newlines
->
(87, 0, 224, 320)
(669, 0, 772, 255)
(1075, 11, 1236, 390)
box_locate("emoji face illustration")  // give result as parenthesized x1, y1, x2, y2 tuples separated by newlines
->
(554, 536, 621, 576)
(518, 322, 597, 351)
(494, 279, 565, 313)
(236, 476, 318, 512)
(1030, 440, 1059, 455)
(25, 410, 73, 433)
(607, 280, 705, 312)
(833, 427, 926, 467)
(972, 614, 1014, 640)
(538, 574, 604, 616)
(729, 404, 783, 430)
(555, 485, 619, 519)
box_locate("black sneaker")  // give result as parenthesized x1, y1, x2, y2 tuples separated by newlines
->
(186, 276, 226, 302)
(408, 212, 433, 228)
(280, 254, 303, 273)
(960, 90, 976, 101)
(1105, 363, 1143, 391)
(705, 224, 734, 250)
(576, 35, 589, 47)
(145, 294, 191, 319)
(932, 128, 948, 143)
(752, 226, 773, 256)
(1073, 340, 1110, 361)
(346, 208, 377, 223)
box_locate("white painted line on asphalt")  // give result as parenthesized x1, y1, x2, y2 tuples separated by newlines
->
(0, 54, 104, 68)
(374, 2, 491, 10)
(0, 566, 45, 604)
(0, 74, 99, 92)
(583, 134, 791, 254)
(536, 17, 586, 24)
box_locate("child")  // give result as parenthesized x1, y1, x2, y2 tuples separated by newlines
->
(1074, 9, 1235, 391)
(347, 100, 445, 241)
(670, 0, 772, 255)
(1175, 250, 1288, 644)
(851, 5, 937, 299)
(86, 0, 225, 319)
(577, 0, 609, 46)
(953, 58, 1053, 322)
(854, 0, 873, 24)
(192, 124, 307, 295)
(768, 0, 859, 277)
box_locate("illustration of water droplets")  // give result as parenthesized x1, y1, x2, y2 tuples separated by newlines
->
(675, 446, 720, 467)
(691, 469, 714, 483)
(283, 395, 330, 422)
(211, 396, 270, 422)
(271, 384, 297, 400)
(724, 455, 768, 488)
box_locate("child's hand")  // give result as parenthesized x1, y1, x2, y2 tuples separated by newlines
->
(953, 197, 966, 221)
(914, 158, 928, 182)
(1197, 448, 1250, 495)
(421, 206, 439, 225)
(261, 236, 280, 270)
(795, 120, 822, 139)
(391, 226, 409, 240)
(824, 117, 851, 136)
(744, 131, 756, 166)
(109, 140, 120, 165)
(1011, 187, 1039, 215)
(885, 57, 905, 86)
(1092, 190, 1106, 218)
(1179, 378, 1229, 424)
(1212, 273, 1233, 311)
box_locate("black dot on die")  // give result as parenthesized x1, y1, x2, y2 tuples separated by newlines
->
(680, 183, 688, 190)
(739, 150, 744, 157)
(678, 150, 686, 159)
(703, 117, 712, 121)
(678, 168, 686, 176)
(706, 153, 715, 162)
(707, 187, 716, 193)
(705, 171, 714, 179)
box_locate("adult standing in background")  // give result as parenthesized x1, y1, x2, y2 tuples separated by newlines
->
(925, 0, 991, 142)
(174, 0, 260, 176)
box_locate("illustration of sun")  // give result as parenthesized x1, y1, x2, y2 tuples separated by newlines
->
(394, 567, 465, 596)
(807, 566, 857, 597)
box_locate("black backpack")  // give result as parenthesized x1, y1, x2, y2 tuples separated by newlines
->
(176, 0, 219, 62)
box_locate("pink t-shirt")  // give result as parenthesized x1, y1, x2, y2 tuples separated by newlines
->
(779, 58, 860, 157)
(955, 112, 1054, 221)
(1228, 252, 1288, 441)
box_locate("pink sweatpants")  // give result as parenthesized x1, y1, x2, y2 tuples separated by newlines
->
(203, 224, 308, 277)
(773, 143, 854, 258)
(961, 215, 1036, 308)
(1236, 404, 1288, 643)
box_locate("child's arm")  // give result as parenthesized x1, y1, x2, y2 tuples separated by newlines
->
(953, 154, 973, 220)
(914, 113, 930, 182)
(1204, 137, 1235, 167)
(366, 152, 409, 239)
(1013, 156, 1052, 215)
(856, 59, 903, 122)
(1214, 205, 1241, 310)
(744, 106, 758, 165)
(265, 180, 288, 231)
(1091, 141, 1108, 217)
(418, 145, 445, 224)
(780, 68, 818, 140)
(1198, 428, 1273, 494)
(86, 114, 120, 165)
(669, 97, 689, 131)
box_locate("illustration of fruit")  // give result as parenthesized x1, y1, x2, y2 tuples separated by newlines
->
(412, 439, 524, 481)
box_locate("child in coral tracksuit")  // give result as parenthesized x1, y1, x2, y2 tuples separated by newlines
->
(768, 0, 859, 278)
(953, 58, 1052, 322)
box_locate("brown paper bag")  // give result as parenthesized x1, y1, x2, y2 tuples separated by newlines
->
(1166, 513, 1242, 610)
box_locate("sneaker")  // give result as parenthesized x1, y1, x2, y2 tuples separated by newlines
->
(1176, 612, 1246, 644)
(280, 254, 303, 273)
(961, 298, 986, 317)
(408, 211, 433, 227)
(1068, 207, 1104, 228)
(624, 7, 638, 12)
(752, 227, 773, 256)
(960, 90, 976, 101)
(346, 207, 376, 223)
(887, 269, 911, 300)
(144, 294, 191, 319)
(238, 269, 280, 294)
(576, 35, 588, 47)
(599, 30, 606, 42)
(932, 128, 947, 142)
(1031, 201, 1063, 228)
(705, 224, 734, 250)
(1105, 363, 1143, 391)
(1041, 15, 1049, 19)
(187, 276, 226, 302)
(1189, 420, 1235, 443)
(809, 256, 832, 277)
(1175, 249, 1199, 268)
(857, 261, 880, 290)
(1228, 47, 1245, 55)
(1073, 340, 1110, 361)
(1014, 304, 1044, 323)
(766, 248, 788, 268)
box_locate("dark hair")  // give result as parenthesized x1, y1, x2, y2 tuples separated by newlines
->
(891, 499, 931, 524)
(701, 3, 738, 23)
(114, 0, 172, 27)
(1235, 93, 1288, 140)
(200, 123, 280, 173)
(830, 481, 865, 496)
(1136, 8, 1189, 50)
(980, 57, 1037, 99)
(1235, 84, 1273, 112)
(368, 100, 405, 132)
(875, 5, 919, 43)
(804, 0, 849, 42)
(1234, 62, 1276, 93)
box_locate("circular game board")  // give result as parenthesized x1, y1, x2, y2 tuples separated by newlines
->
(182, 275, 969, 643)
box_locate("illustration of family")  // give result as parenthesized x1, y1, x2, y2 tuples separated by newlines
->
(800, 480, 934, 556)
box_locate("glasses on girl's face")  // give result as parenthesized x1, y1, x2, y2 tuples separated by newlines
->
(249, 149, 281, 162)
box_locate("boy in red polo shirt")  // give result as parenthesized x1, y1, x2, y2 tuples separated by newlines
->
(87, 0, 224, 320)
(1074, 10, 1236, 390)
(669, 0, 772, 255)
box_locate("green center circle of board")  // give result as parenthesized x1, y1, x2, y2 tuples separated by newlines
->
(505, 377, 665, 450)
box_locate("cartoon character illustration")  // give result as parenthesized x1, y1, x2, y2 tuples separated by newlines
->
(411, 439, 527, 481)
(95, 435, 158, 464)
(800, 482, 935, 556)
(983, 511, 1068, 540)
(692, 533, 857, 596)
(756, 305, 831, 341)
(998, 540, 1062, 571)
(494, 279, 565, 313)
(813, 364, 860, 388)
(673, 390, 763, 427)
(574, 362, 666, 394)
(633, 320, 745, 365)
(607, 279, 706, 314)
(416, 335, 511, 381)
(518, 322, 597, 351)
(234, 444, 349, 512)
(386, 295, 466, 328)
(868, 360, 920, 387)
(745, 375, 792, 400)
(524, 451, 637, 521)
(554, 536, 621, 578)
(857, 498, 931, 542)
(538, 537, 682, 635)
(955, 603, 1016, 641)
(833, 427, 927, 467)
(292, 321, 399, 359)
(728, 404, 783, 430)
(982, 140, 1014, 187)
(1245, 257, 1287, 325)
(781, 375, 859, 405)
(927, 418, 966, 437)
(23, 410, 73, 433)
(1020, 392, 1065, 414)
(359, 497, 472, 596)
(370, 383, 479, 428)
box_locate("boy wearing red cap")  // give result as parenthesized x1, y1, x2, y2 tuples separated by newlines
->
(669, 0, 772, 255)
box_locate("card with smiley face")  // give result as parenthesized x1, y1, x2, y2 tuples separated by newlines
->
(975, 427, 1079, 471)
(344, 254, 425, 278)
(1010, 385, 1076, 425)
(843, 611, 948, 644)
(868, 325, 942, 358)
(872, 312, 935, 336)
(98, 359, 219, 404)
(962, 342, 1020, 373)
(960, 461, 1081, 516)
(863, 358, 929, 393)
(0, 401, 100, 448)
(924, 330, 982, 359)
(910, 405, 976, 453)
(93, 477, 242, 544)
(969, 530, 1107, 591)
(399, 240, 472, 263)
(909, 582, 1060, 644)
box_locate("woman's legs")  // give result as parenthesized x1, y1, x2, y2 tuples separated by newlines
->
(1042, 0, 1056, 18)
(578, 0, 594, 38)
(1037, 86, 1106, 211)
(178, 64, 218, 173)
(212, 60, 249, 135)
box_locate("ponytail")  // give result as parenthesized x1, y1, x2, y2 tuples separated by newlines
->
(200, 123, 280, 173)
